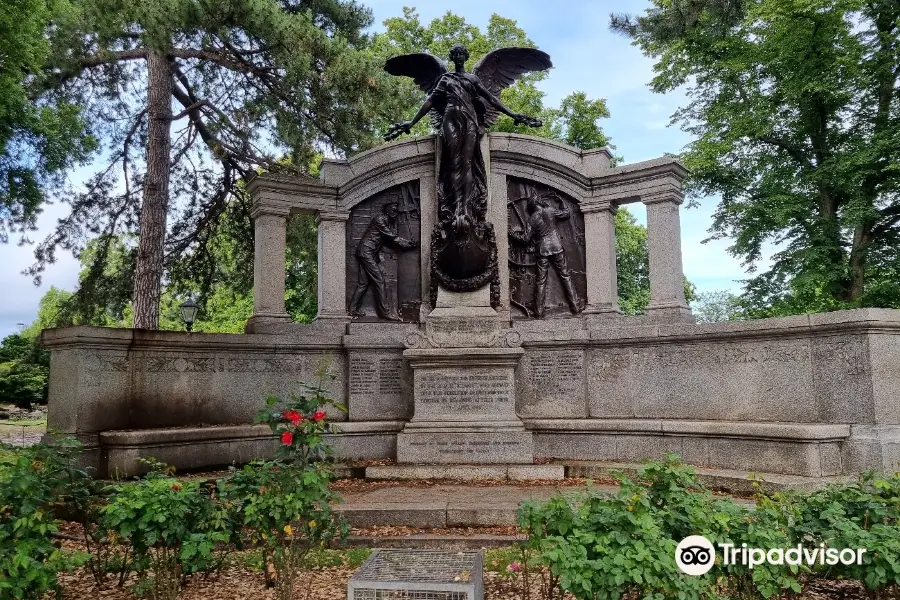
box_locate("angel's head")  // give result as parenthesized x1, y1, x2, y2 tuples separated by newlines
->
(448, 44, 469, 68)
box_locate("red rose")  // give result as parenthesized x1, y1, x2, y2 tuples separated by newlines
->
(283, 410, 302, 425)
(281, 431, 293, 445)
(312, 410, 326, 421)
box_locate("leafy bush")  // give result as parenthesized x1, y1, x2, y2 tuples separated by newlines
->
(518, 455, 802, 600)
(0, 440, 88, 599)
(101, 466, 236, 599)
(519, 456, 900, 600)
(222, 458, 346, 597)
(782, 472, 900, 595)
(229, 366, 347, 598)
(0, 333, 49, 409)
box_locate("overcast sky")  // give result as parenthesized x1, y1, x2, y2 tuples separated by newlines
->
(0, 0, 754, 338)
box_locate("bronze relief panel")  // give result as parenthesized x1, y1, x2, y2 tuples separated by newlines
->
(346, 181, 421, 323)
(507, 177, 586, 319)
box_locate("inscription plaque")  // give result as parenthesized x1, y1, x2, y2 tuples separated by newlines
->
(348, 352, 411, 421)
(414, 368, 517, 421)
(518, 350, 585, 417)
(397, 431, 535, 464)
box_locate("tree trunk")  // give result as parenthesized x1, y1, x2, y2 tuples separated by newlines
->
(132, 50, 173, 329)
(848, 225, 871, 303)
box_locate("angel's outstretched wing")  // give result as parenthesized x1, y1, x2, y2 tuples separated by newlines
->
(473, 48, 552, 128)
(384, 53, 448, 131)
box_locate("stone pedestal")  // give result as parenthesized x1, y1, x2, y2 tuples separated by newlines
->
(398, 286, 533, 465)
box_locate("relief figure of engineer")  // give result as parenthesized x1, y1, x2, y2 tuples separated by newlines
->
(509, 194, 585, 318)
(349, 202, 418, 321)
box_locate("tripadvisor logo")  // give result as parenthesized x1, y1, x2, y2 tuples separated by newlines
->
(676, 536, 716, 575)
(675, 536, 868, 575)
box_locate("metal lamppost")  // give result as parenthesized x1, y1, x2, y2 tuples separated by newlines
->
(179, 297, 199, 332)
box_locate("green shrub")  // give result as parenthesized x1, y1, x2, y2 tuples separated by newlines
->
(782, 472, 900, 595)
(221, 459, 346, 598)
(255, 376, 346, 466)
(101, 468, 235, 599)
(518, 455, 805, 600)
(0, 440, 88, 599)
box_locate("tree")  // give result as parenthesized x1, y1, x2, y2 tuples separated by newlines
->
(0, 0, 96, 243)
(691, 290, 746, 323)
(27, 0, 399, 328)
(611, 0, 900, 314)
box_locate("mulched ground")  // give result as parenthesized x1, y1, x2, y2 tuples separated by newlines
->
(50, 562, 884, 600)
(49, 530, 887, 600)
(53, 564, 562, 600)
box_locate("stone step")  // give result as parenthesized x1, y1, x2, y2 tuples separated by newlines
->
(334, 502, 524, 528)
(340, 534, 524, 550)
(365, 464, 565, 481)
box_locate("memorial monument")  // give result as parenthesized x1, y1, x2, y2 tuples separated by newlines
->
(41, 44, 900, 484)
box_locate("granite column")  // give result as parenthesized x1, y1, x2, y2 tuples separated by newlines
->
(644, 193, 692, 320)
(316, 210, 351, 323)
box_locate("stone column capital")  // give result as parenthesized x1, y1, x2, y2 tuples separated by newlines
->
(316, 209, 350, 224)
(642, 192, 684, 206)
(250, 203, 291, 220)
(580, 200, 619, 215)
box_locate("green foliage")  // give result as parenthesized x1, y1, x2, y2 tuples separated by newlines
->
(101, 469, 235, 598)
(519, 467, 713, 600)
(0, 360, 47, 409)
(776, 473, 900, 592)
(0, 333, 50, 409)
(24, 0, 397, 326)
(519, 456, 900, 599)
(242, 371, 347, 594)
(0, 439, 89, 599)
(612, 0, 900, 314)
(0, 0, 97, 244)
(221, 460, 346, 593)
(691, 290, 747, 323)
(255, 358, 346, 465)
(615, 209, 652, 315)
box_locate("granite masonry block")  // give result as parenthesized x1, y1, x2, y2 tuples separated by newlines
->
(397, 431, 534, 464)
(328, 433, 397, 461)
(868, 333, 900, 424)
(516, 349, 586, 418)
(335, 504, 447, 528)
(347, 350, 412, 421)
(446, 505, 519, 527)
(533, 433, 616, 461)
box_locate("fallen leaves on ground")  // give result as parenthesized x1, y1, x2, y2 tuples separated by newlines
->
(349, 525, 523, 537)
(51, 562, 879, 600)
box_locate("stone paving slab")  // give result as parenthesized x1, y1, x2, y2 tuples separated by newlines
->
(335, 503, 449, 528)
(341, 534, 524, 550)
(335, 483, 617, 528)
(366, 464, 565, 481)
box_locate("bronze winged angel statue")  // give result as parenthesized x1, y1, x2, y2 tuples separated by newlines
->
(384, 44, 552, 306)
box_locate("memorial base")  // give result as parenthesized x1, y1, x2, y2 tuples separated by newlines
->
(397, 428, 534, 464)
(400, 342, 530, 465)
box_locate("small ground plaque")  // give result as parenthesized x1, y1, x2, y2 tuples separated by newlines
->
(348, 549, 484, 600)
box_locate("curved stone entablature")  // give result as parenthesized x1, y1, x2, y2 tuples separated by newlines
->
(245, 133, 692, 328)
